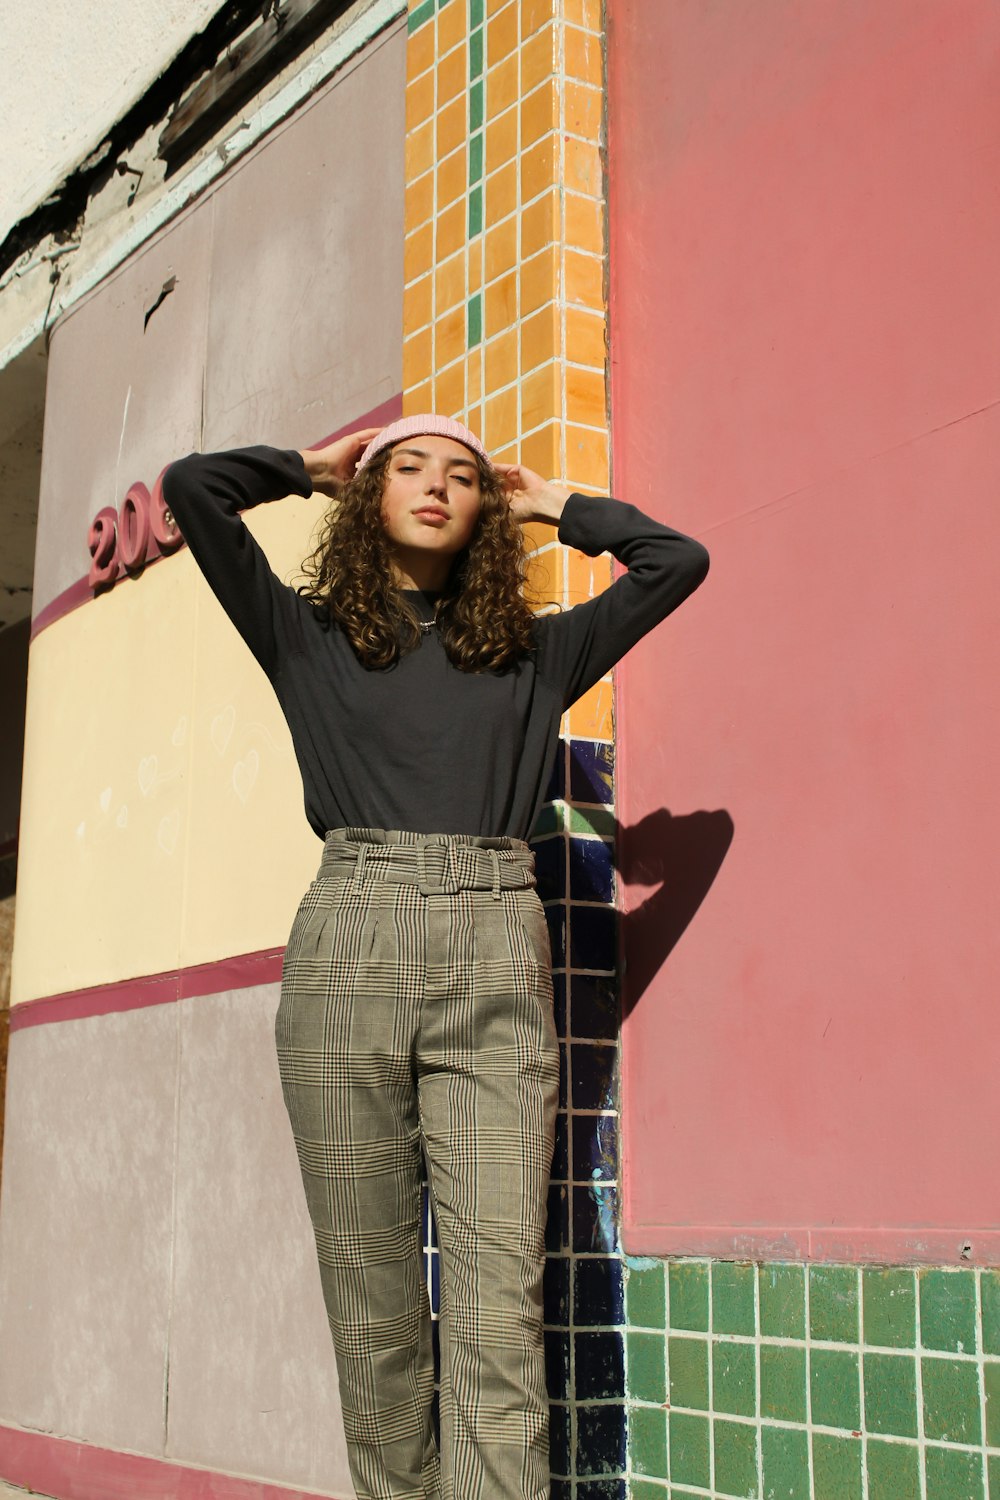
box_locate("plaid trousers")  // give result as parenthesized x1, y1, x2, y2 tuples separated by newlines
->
(275, 827, 559, 1500)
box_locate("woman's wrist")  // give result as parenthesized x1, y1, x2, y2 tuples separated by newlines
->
(530, 483, 573, 526)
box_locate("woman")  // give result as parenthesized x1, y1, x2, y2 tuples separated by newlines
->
(162, 415, 709, 1500)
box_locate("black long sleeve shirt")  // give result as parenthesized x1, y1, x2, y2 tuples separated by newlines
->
(161, 446, 709, 840)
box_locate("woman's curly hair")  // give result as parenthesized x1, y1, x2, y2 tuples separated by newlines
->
(296, 446, 560, 671)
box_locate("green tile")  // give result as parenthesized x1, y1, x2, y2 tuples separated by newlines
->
(630, 1403, 667, 1478)
(669, 1263, 709, 1333)
(467, 292, 481, 348)
(713, 1418, 758, 1499)
(468, 130, 483, 185)
(983, 1271, 1000, 1355)
(713, 1339, 756, 1417)
(469, 77, 483, 132)
(629, 1482, 667, 1500)
(530, 803, 562, 837)
(863, 1267, 916, 1349)
(713, 1262, 756, 1336)
(406, 0, 435, 33)
(866, 1438, 920, 1500)
(468, 0, 483, 27)
(468, 184, 482, 237)
(809, 1264, 858, 1344)
(921, 1355, 982, 1443)
(567, 805, 616, 837)
(863, 1352, 918, 1437)
(812, 1433, 862, 1500)
(761, 1425, 809, 1500)
(759, 1264, 805, 1339)
(627, 1331, 666, 1404)
(986, 1359, 1000, 1447)
(924, 1445, 983, 1500)
(469, 24, 483, 78)
(989, 1453, 1000, 1500)
(810, 1347, 860, 1431)
(919, 1269, 977, 1354)
(760, 1344, 807, 1424)
(627, 1262, 666, 1329)
(668, 1411, 709, 1490)
(668, 1336, 708, 1411)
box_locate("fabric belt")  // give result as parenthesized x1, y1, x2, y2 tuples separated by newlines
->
(319, 827, 536, 899)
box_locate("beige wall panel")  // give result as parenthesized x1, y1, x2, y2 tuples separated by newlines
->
(0, 1009, 177, 1448)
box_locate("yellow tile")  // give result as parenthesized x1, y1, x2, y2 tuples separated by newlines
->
(437, 147, 468, 211)
(467, 400, 484, 437)
(406, 69, 434, 133)
(521, 245, 558, 318)
(564, 137, 602, 195)
(487, 52, 518, 115)
(436, 358, 466, 418)
(520, 135, 556, 203)
(404, 222, 433, 285)
(485, 214, 517, 284)
(485, 385, 519, 450)
(521, 189, 557, 260)
(486, 161, 517, 225)
(405, 118, 434, 181)
(566, 424, 609, 490)
(469, 245, 483, 295)
(404, 272, 433, 333)
(407, 19, 435, 82)
(567, 677, 613, 741)
(567, 544, 612, 605)
(566, 304, 606, 367)
(565, 24, 603, 85)
(521, 303, 560, 371)
(405, 169, 434, 230)
(565, 191, 604, 255)
(487, 3, 518, 67)
(490, 441, 519, 465)
(403, 326, 432, 388)
(435, 250, 466, 314)
(565, 0, 602, 31)
(484, 327, 518, 393)
(521, 0, 556, 41)
(520, 79, 557, 152)
(487, 0, 514, 15)
(521, 360, 561, 433)
(436, 306, 467, 369)
(521, 421, 560, 477)
(565, 81, 603, 139)
(524, 542, 561, 609)
(484, 270, 517, 338)
(436, 199, 466, 261)
(468, 345, 483, 403)
(521, 23, 556, 96)
(566, 365, 607, 428)
(437, 94, 467, 160)
(485, 106, 518, 175)
(403, 379, 434, 415)
(565, 248, 604, 309)
(437, 0, 467, 55)
(438, 43, 467, 107)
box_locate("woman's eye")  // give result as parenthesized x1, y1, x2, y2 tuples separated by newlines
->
(454, 476, 472, 486)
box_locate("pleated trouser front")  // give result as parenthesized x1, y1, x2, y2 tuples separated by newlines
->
(274, 827, 559, 1500)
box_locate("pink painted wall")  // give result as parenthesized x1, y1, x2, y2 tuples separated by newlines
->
(609, 0, 1000, 1262)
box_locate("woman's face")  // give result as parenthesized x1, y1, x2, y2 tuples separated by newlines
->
(380, 435, 483, 570)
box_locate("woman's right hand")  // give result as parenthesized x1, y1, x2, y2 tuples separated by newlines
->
(299, 428, 382, 497)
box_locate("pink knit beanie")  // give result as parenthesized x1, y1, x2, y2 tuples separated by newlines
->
(355, 413, 491, 473)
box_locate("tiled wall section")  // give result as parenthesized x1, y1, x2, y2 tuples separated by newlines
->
(626, 1258, 1000, 1499)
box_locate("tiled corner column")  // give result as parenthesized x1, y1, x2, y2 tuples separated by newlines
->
(404, 3, 627, 1496)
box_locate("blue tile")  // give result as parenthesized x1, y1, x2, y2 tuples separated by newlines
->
(546, 1329, 571, 1400)
(546, 1183, 569, 1252)
(572, 1043, 617, 1110)
(544, 1255, 570, 1325)
(551, 1111, 569, 1180)
(577, 1404, 627, 1475)
(569, 973, 619, 1040)
(573, 1182, 619, 1255)
(429, 1251, 440, 1313)
(550, 1483, 571, 1500)
(550, 1402, 571, 1475)
(559, 1041, 568, 1108)
(534, 837, 566, 900)
(575, 1330, 625, 1400)
(577, 1482, 627, 1500)
(569, 836, 616, 903)
(547, 902, 568, 968)
(569, 903, 617, 970)
(569, 739, 615, 804)
(552, 971, 567, 1037)
(572, 1111, 619, 1184)
(574, 1254, 624, 1326)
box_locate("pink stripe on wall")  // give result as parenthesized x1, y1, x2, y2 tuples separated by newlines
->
(9, 948, 286, 1031)
(0, 1421, 348, 1500)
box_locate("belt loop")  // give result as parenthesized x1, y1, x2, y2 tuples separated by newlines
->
(489, 847, 501, 901)
(353, 842, 369, 887)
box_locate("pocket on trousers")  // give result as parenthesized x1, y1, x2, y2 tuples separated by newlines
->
(284, 880, 378, 967)
(511, 888, 554, 973)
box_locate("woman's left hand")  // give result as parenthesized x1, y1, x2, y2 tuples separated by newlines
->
(496, 463, 574, 526)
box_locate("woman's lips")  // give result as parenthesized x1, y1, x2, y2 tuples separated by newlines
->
(414, 509, 448, 525)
